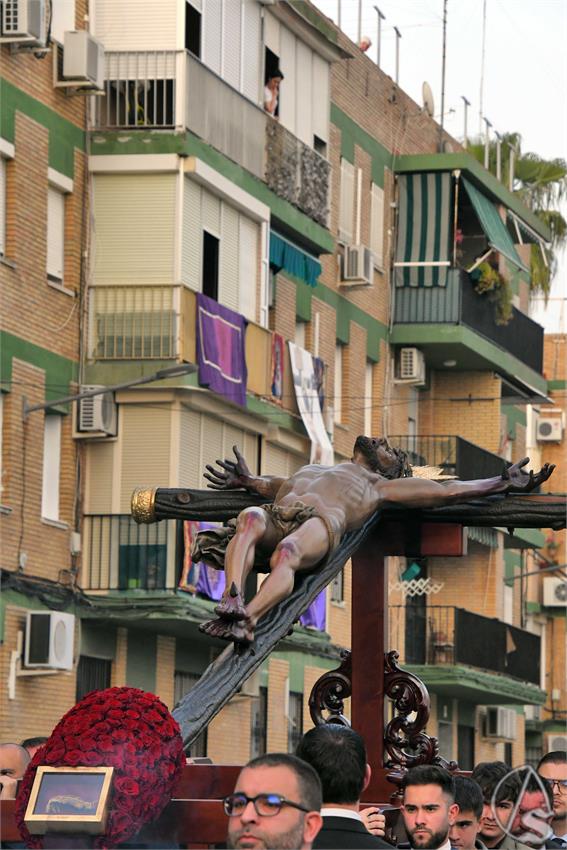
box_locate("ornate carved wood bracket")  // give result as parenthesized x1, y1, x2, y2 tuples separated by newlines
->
(309, 650, 352, 727)
(308, 648, 457, 800)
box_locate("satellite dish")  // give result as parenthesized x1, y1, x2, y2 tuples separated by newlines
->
(422, 81, 435, 117)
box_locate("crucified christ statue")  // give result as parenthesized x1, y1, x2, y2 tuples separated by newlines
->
(196, 436, 554, 646)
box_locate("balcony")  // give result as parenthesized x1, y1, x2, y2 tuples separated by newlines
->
(87, 284, 303, 416)
(93, 51, 330, 227)
(392, 270, 544, 381)
(391, 269, 547, 402)
(83, 514, 179, 591)
(388, 435, 508, 480)
(389, 604, 544, 704)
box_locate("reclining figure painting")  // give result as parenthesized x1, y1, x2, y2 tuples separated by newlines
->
(194, 436, 554, 647)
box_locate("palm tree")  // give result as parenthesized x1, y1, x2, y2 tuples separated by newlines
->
(467, 133, 567, 296)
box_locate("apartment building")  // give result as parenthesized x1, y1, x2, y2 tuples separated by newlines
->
(0, 1, 91, 739)
(0, 0, 563, 766)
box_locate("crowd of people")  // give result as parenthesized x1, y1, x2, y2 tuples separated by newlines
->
(1, 729, 566, 850)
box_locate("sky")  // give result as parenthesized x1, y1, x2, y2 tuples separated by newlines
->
(312, 0, 567, 332)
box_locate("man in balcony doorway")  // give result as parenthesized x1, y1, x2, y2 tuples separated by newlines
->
(195, 438, 553, 647)
(264, 68, 284, 118)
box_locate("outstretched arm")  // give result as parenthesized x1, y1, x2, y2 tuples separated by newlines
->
(204, 445, 286, 500)
(374, 458, 555, 510)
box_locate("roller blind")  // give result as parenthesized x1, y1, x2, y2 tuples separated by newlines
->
(42, 415, 62, 521)
(279, 27, 296, 134)
(219, 202, 239, 312)
(370, 183, 385, 269)
(295, 39, 312, 146)
(239, 216, 258, 322)
(47, 186, 65, 281)
(222, 0, 241, 90)
(203, 0, 222, 75)
(0, 157, 5, 257)
(312, 54, 329, 143)
(241, 0, 261, 102)
(339, 159, 355, 244)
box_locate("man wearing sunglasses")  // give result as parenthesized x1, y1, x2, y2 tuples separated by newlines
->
(225, 753, 323, 850)
(538, 752, 567, 845)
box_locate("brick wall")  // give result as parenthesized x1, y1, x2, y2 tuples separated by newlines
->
(266, 658, 289, 752)
(155, 635, 175, 709)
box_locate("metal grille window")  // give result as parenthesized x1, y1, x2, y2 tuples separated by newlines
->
(331, 570, 344, 603)
(287, 691, 303, 753)
(76, 656, 111, 703)
(250, 686, 268, 759)
(174, 672, 207, 757)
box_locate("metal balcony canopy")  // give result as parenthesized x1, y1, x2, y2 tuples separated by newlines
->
(461, 178, 529, 273)
(394, 172, 453, 288)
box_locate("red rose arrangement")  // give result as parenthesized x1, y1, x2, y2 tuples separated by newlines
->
(15, 687, 185, 849)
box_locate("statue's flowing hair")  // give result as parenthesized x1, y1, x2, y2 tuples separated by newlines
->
(378, 446, 413, 479)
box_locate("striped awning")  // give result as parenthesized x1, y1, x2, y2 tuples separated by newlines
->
(394, 172, 453, 287)
(462, 178, 529, 273)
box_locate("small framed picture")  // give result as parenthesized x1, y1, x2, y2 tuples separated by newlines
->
(24, 766, 114, 835)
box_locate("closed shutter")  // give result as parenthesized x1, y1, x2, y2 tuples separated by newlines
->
(241, 0, 261, 102)
(94, 174, 176, 284)
(312, 54, 329, 143)
(364, 362, 373, 435)
(263, 12, 279, 54)
(262, 442, 306, 476)
(219, 202, 240, 311)
(51, 0, 75, 44)
(370, 183, 385, 268)
(85, 440, 116, 513)
(178, 408, 202, 487)
(222, 0, 241, 90)
(203, 0, 222, 76)
(243, 432, 260, 474)
(238, 216, 258, 322)
(182, 177, 202, 288)
(339, 159, 355, 243)
(295, 40, 312, 146)
(200, 416, 223, 487)
(42, 415, 62, 521)
(0, 157, 5, 257)
(47, 186, 65, 281)
(93, 0, 176, 51)
(120, 405, 171, 511)
(279, 28, 296, 134)
(202, 189, 221, 235)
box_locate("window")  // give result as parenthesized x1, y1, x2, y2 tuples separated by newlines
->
(47, 186, 65, 282)
(185, 2, 201, 57)
(41, 414, 61, 521)
(314, 135, 327, 157)
(370, 183, 385, 269)
(250, 686, 268, 758)
(202, 230, 219, 300)
(331, 570, 344, 603)
(339, 159, 355, 244)
(174, 672, 208, 757)
(334, 345, 342, 424)
(294, 321, 306, 349)
(0, 156, 6, 257)
(364, 362, 373, 435)
(287, 691, 303, 752)
(76, 656, 111, 702)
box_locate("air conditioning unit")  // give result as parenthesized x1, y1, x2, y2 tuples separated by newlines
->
(393, 347, 426, 385)
(543, 577, 567, 607)
(536, 416, 563, 442)
(55, 30, 104, 90)
(547, 734, 567, 751)
(0, 0, 45, 44)
(524, 705, 542, 722)
(341, 245, 374, 287)
(24, 612, 75, 670)
(77, 387, 118, 437)
(485, 706, 517, 740)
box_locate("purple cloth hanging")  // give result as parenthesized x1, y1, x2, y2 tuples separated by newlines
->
(195, 522, 227, 602)
(196, 292, 247, 406)
(300, 589, 327, 631)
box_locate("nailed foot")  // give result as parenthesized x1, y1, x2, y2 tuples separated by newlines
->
(214, 582, 247, 621)
(199, 616, 255, 647)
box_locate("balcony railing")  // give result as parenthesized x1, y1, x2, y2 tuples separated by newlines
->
(93, 51, 330, 224)
(393, 269, 544, 374)
(82, 514, 180, 591)
(389, 604, 541, 685)
(388, 435, 508, 480)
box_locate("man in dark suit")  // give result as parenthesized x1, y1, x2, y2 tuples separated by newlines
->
(296, 725, 391, 849)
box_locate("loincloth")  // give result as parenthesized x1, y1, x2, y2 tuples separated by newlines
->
(191, 501, 342, 571)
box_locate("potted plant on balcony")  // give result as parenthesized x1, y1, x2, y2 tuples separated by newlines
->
(470, 260, 513, 325)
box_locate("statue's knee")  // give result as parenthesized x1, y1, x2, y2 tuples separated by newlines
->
(237, 507, 267, 536)
(270, 537, 300, 569)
